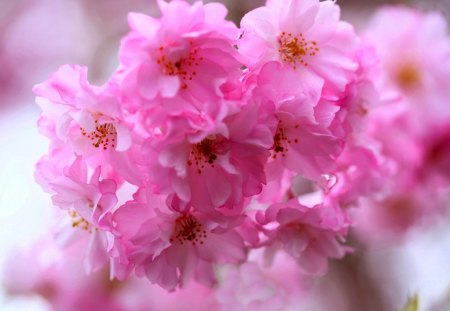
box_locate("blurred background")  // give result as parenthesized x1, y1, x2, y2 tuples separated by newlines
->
(0, 0, 450, 310)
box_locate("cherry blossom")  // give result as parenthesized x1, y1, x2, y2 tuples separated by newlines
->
(239, 0, 359, 96)
(256, 198, 351, 275)
(110, 189, 247, 290)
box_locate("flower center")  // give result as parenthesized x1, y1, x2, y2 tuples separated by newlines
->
(285, 222, 307, 234)
(424, 133, 450, 175)
(279, 222, 316, 249)
(278, 32, 319, 69)
(188, 137, 224, 174)
(395, 63, 421, 89)
(272, 120, 299, 159)
(384, 196, 415, 226)
(80, 120, 117, 150)
(171, 214, 207, 245)
(69, 210, 92, 233)
(156, 41, 203, 89)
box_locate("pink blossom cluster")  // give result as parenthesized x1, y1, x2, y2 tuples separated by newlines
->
(33, 0, 450, 299)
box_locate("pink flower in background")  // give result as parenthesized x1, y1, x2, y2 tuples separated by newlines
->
(353, 94, 450, 240)
(348, 112, 449, 242)
(0, 0, 112, 112)
(368, 105, 450, 189)
(239, 0, 359, 96)
(215, 252, 308, 310)
(256, 198, 351, 275)
(216, 262, 288, 311)
(364, 6, 450, 124)
(353, 183, 447, 243)
(345, 7, 450, 240)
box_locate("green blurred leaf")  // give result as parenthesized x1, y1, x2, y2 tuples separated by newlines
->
(401, 294, 419, 311)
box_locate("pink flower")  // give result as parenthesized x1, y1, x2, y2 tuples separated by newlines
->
(143, 99, 272, 210)
(351, 93, 449, 242)
(118, 0, 242, 110)
(256, 198, 351, 275)
(328, 145, 388, 207)
(111, 190, 247, 291)
(239, 0, 359, 96)
(363, 6, 450, 124)
(334, 43, 380, 135)
(215, 252, 308, 310)
(34, 65, 136, 183)
(322, 42, 390, 208)
(253, 61, 344, 180)
(37, 157, 118, 273)
(353, 183, 446, 243)
(49, 157, 117, 227)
